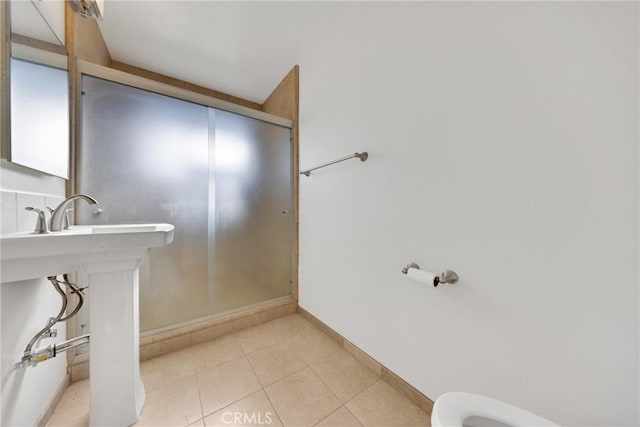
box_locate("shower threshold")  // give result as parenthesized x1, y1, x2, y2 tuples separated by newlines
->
(68, 296, 297, 382)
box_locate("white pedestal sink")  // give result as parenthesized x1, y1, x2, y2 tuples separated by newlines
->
(0, 224, 175, 426)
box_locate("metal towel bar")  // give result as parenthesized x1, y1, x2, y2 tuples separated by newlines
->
(300, 152, 368, 177)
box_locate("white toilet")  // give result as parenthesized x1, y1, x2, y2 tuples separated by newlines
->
(431, 392, 560, 427)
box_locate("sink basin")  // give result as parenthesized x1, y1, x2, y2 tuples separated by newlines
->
(1, 223, 174, 283)
(0, 223, 174, 426)
(91, 224, 160, 234)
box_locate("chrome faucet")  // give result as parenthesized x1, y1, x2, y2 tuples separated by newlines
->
(46, 207, 70, 230)
(50, 194, 99, 232)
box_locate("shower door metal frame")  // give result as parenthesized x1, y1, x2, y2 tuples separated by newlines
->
(75, 61, 292, 127)
(68, 60, 297, 364)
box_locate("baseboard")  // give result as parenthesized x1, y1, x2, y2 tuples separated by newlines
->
(35, 374, 69, 427)
(297, 306, 434, 415)
(69, 297, 297, 382)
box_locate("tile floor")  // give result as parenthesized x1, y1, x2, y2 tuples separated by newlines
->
(47, 313, 431, 427)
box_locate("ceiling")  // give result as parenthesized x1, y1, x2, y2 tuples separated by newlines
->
(12, 0, 65, 46)
(98, 1, 342, 104)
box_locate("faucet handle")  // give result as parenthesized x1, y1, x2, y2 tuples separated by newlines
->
(25, 207, 49, 234)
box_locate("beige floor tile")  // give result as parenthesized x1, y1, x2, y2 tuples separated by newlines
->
(135, 375, 202, 426)
(315, 407, 362, 427)
(269, 313, 315, 337)
(265, 367, 341, 427)
(141, 347, 195, 392)
(46, 380, 89, 426)
(345, 380, 430, 427)
(198, 357, 262, 417)
(47, 412, 89, 427)
(46, 321, 431, 427)
(247, 340, 307, 386)
(235, 322, 285, 354)
(288, 328, 342, 365)
(310, 350, 379, 403)
(203, 390, 283, 427)
(192, 333, 245, 372)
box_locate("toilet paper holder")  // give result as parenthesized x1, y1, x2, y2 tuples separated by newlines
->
(401, 263, 459, 287)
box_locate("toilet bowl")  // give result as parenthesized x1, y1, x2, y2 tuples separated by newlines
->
(431, 392, 559, 427)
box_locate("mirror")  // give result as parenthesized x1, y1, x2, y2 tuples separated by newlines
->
(2, 0, 70, 178)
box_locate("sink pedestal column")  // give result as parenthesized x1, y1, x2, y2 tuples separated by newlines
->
(0, 223, 175, 426)
(87, 261, 146, 426)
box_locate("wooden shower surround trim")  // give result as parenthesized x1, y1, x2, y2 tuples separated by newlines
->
(261, 65, 300, 302)
(65, 0, 112, 199)
(11, 34, 67, 56)
(0, 1, 10, 159)
(110, 60, 263, 111)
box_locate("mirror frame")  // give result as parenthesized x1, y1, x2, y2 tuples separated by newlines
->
(1, 0, 71, 179)
(1, 0, 10, 158)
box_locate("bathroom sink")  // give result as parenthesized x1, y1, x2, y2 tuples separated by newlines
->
(91, 224, 161, 234)
(0, 223, 174, 281)
(0, 223, 174, 426)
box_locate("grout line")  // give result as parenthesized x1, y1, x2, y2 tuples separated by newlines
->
(184, 417, 204, 427)
(263, 362, 309, 389)
(311, 405, 346, 426)
(193, 360, 206, 424)
(200, 389, 264, 423)
(244, 350, 268, 389)
(192, 351, 246, 375)
(260, 383, 286, 426)
(141, 346, 199, 393)
(250, 313, 317, 354)
(198, 355, 262, 420)
(300, 365, 347, 425)
(307, 346, 343, 367)
(243, 356, 286, 427)
(302, 361, 373, 427)
(343, 405, 364, 427)
(239, 330, 288, 356)
(343, 378, 382, 407)
(306, 361, 344, 405)
(243, 353, 264, 389)
(242, 335, 287, 357)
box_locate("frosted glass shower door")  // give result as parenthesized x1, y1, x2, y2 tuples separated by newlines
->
(78, 75, 292, 333)
(78, 76, 210, 331)
(210, 110, 292, 313)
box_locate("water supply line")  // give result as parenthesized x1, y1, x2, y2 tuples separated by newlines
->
(59, 274, 86, 321)
(21, 277, 67, 364)
(19, 274, 89, 368)
(31, 334, 90, 366)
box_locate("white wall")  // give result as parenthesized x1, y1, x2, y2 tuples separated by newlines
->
(298, 3, 638, 426)
(1, 160, 68, 426)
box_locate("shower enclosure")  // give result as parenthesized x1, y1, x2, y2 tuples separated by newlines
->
(76, 74, 293, 333)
